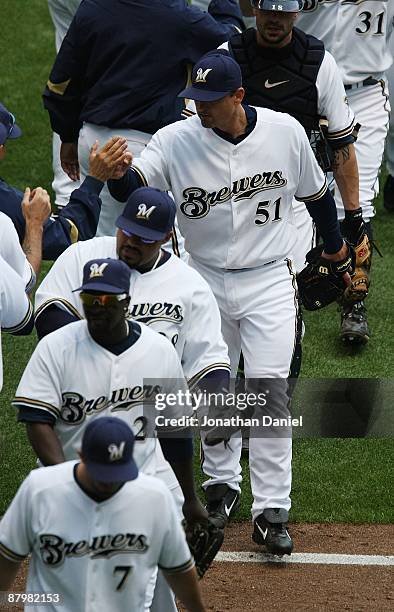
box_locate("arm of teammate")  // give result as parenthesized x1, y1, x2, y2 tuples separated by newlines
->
(12, 335, 65, 463)
(0, 475, 34, 589)
(158, 487, 206, 611)
(163, 568, 206, 612)
(21, 187, 51, 283)
(316, 51, 360, 213)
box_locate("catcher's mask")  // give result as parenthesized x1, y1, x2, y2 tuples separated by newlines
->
(250, 0, 303, 11)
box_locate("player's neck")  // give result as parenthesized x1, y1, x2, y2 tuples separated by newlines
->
(89, 320, 129, 347)
(219, 107, 248, 139)
(135, 249, 163, 274)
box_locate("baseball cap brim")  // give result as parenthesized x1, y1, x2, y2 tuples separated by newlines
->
(72, 282, 128, 293)
(85, 458, 138, 483)
(116, 214, 168, 241)
(0, 123, 22, 145)
(178, 85, 232, 102)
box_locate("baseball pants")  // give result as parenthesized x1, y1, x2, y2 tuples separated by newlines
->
(190, 257, 296, 520)
(385, 36, 394, 177)
(335, 80, 390, 220)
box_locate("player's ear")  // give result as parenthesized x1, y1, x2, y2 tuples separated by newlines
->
(123, 296, 130, 312)
(234, 87, 245, 105)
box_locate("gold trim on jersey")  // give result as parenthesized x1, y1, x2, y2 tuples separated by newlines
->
(171, 225, 180, 258)
(327, 119, 355, 141)
(2, 301, 33, 334)
(47, 78, 71, 96)
(132, 165, 148, 187)
(296, 178, 328, 203)
(66, 218, 79, 243)
(285, 258, 300, 379)
(35, 298, 83, 322)
(0, 541, 28, 563)
(188, 363, 231, 390)
(159, 556, 195, 575)
(12, 397, 60, 418)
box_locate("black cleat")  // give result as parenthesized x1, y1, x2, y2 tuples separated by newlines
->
(383, 174, 394, 212)
(340, 302, 370, 345)
(205, 484, 240, 529)
(252, 508, 293, 556)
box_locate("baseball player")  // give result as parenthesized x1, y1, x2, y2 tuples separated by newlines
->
(47, 0, 82, 208)
(105, 51, 353, 555)
(0, 417, 206, 612)
(43, 0, 244, 236)
(0, 255, 34, 392)
(220, 0, 358, 273)
(383, 32, 394, 212)
(0, 101, 130, 259)
(297, 0, 394, 343)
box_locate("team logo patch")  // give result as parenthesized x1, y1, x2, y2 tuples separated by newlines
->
(195, 68, 212, 84)
(108, 441, 126, 461)
(89, 262, 108, 278)
(136, 203, 156, 221)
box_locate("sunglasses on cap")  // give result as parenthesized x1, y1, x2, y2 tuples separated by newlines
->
(80, 293, 128, 307)
(120, 228, 156, 244)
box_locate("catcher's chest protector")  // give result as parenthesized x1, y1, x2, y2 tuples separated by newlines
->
(229, 27, 324, 136)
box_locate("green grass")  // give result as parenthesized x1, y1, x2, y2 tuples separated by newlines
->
(0, 0, 393, 524)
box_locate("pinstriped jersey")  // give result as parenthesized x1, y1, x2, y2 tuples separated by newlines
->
(0, 463, 193, 612)
(34, 238, 230, 386)
(133, 107, 327, 269)
(298, 1, 394, 84)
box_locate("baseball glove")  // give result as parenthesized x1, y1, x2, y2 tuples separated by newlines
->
(297, 243, 355, 311)
(183, 518, 224, 578)
(340, 208, 372, 304)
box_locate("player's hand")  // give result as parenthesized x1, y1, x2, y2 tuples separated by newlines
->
(88, 136, 130, 182)
(111, 152, 133, 180)
(182, 498, 209, 524)
(60, 141, 80, 181)
(321, 241, 352, 287)
(22, 187, 51, 225)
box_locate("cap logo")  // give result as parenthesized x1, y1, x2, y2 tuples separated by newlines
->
(195, 68, 213, 84)
(108, 441, 126, 461)
(136, 203, 156, 221)
(89, 262, 108, 278)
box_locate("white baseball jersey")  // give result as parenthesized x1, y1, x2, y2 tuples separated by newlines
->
(34, 238, 230, 386)
(0, 462, 193, 612)
(0, 256, 33, 391)
(13, 320, 191, 475)
(298, 1, 394, 84)
(132, 108, 327, 269)
(0, 211, 35, 291)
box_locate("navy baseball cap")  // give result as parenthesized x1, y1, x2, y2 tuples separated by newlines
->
(250, 0, 303, 11)
(73, 258, 131, 294)
(82, 417, 138, 483)
(0, 103, 22, 145)
(178, 51, 242, 102)
(116, 187, 176, 241)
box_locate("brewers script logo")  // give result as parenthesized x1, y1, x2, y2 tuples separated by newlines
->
(180, 171, 287, 219)
(60, 385, 161, 424)
(39, 533, 148, 566)
(195, 68, 212, 83)
(127, 302, 183, 325)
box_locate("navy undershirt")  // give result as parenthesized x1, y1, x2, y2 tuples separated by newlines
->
(213, 104, 257, 144)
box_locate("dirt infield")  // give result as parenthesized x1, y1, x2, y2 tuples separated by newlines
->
(5, 523, 393, 612)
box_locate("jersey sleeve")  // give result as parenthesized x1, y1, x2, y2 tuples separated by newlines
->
(316, 51, 355, 148)
(157, 486, 194, 574)
(294, 123, 328, 203)
(12, 336, 63, 421)
(34, 242, 84, 322)
(0, 474, 34, 562)
(182, 279, 230, 388)
(0, 257, 33, 334)
(0, 212, 35, 291)
(132, 130, 172, 192)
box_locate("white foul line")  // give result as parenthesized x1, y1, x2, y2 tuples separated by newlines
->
(216, 551, 394, 566)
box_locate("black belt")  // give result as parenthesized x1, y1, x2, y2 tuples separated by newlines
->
(345, 77, 379, 91)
